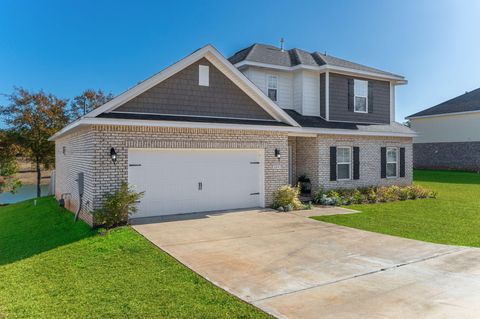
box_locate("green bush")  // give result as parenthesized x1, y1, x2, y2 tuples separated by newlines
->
(272, 185, 303, 211)
(313, 184, 435, 206)
(93, 183, 144, 228)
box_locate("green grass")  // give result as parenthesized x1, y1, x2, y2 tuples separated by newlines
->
(0, 197, 270, 319)
(313, 170, 480, 247)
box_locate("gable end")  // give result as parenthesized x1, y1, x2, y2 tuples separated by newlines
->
(113, 58, 275, 121)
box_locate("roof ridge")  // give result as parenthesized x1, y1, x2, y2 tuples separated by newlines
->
(244, 43, 257, 60)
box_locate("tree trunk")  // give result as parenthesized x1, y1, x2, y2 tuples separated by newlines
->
(36, 160, 41, 198)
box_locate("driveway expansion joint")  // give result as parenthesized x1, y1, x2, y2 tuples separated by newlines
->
(252, 247, 466, 303)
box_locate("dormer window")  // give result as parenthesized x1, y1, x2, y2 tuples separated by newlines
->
(354, 79, 368, 113)
(267, 75, 278, 101)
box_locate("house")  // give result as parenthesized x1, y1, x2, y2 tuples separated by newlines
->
(49, 43, 415, 225)
(407, 88, 480, 171)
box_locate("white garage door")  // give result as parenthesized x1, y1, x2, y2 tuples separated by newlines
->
(128, 149, 264, 218)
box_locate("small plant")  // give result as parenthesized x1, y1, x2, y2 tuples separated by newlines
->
(311, 184, 435, 206)
(93, 183, 144, 228)
(313, 187, 325, 204)
(272, 185, 303, 211)
(303, 202, 314, 210)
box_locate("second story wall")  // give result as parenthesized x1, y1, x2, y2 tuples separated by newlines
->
(411, 112, 480, 143)
(329, 73, 391, 124)
(242, 67, 293, 110)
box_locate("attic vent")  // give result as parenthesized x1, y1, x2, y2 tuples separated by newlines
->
(199, 65, 209, 86)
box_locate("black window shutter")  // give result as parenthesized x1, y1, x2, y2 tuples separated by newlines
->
(368, 82, 374, 113)
(400, 147, 406, 177)
(330, 147, 337, 181)
(348, 79, 354, 111)
(353, 147, 360, 180)
(381, 147, 387, 178)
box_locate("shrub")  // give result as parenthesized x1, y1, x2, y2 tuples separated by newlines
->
(312, 184, 435, 206)
(303, 202, 314, 210)
(272, 185, 303, 211)
(313, 187, 325, 204)
(93, 183, 144, 228)
(377, 186, 401, 202)
(399, 187, 409, 201)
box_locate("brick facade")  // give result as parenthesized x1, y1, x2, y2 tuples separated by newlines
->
(55, 125, 289, 225)
(291, 134, 413, 191)
(414, 142, 480, 172)
(56, 125, 412, 226)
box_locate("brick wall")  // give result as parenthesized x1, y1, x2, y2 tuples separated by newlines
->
(295, 137, 320, 190)
(414, 142, 480, 171)
(56, 125, 289, 225)
(55, 127, 96, 225)
(317, 134, 413, 189)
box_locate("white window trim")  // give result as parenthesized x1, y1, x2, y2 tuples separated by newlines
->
(337, 146, 352, 181)
(386, 147, 399, 178)
(199, 65, 209, 86)
(266, 74, 278, 102)
(354, 79, 368, 113)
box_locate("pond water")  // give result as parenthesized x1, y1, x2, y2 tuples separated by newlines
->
(0, 184, 50, 204)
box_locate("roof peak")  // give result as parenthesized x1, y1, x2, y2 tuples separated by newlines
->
(228, 43, 404, 80)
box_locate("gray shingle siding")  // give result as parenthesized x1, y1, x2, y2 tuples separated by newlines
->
(328, 73, 390, 124)
(320, 73, 326, 118)
(115, 58, 274, 120)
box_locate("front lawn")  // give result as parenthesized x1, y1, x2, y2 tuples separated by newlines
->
(0, 197, 270, 319)
(313, 170, 480, 247)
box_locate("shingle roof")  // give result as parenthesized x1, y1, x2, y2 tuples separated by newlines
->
(408, 88, 480, 118)
(228, 43, 403, 79)
(98, 112, 290, 126)
(284, 110, 414, 135)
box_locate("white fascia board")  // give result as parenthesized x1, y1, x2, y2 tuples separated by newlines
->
(406, 109, 480, 120)
(49, 117, 416, 141)
(234, 61, 406, 83)
(85, 45, 299, 128)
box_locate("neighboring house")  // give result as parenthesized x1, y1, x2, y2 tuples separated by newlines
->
(407, 88, 480, 171)
(50, 43, 415, 225)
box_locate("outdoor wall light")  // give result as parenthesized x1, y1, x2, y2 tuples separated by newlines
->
(275, 148, 281, 159)
(110, 147, 117, 163)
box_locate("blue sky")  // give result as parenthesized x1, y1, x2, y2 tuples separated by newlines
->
(1, 0, 479, 126)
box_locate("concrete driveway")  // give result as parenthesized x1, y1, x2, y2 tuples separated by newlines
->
(132, 209, 480, 319)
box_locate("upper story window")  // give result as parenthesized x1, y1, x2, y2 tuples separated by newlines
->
(386, 147, 398, 178)
(199, 65, 209, 86)
(337, 147, 352, 180)
(354, 79, 368, 113)
(267, 75, 278, 101)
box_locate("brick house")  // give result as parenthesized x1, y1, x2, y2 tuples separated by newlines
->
(407, 88, 480, 171)
(50, 44, 415, 225)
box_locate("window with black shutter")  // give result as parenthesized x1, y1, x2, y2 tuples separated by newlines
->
(353, 147, 360, 180)
(330, 146, 337, 181)
(381, 147, 387, 178)
(400, 148, 406, 177)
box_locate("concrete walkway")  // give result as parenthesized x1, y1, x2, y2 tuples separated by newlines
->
(132, 209, 480, 319)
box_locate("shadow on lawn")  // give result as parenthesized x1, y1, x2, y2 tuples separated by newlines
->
(414, 169, 480, 185)
(0, 196, 96, 266)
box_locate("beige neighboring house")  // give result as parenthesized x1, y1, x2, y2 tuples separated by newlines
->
(49, 43, 415, 226)
(407, 88, 480, 171)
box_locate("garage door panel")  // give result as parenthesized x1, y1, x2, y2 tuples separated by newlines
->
(128, 149, 264, 218)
